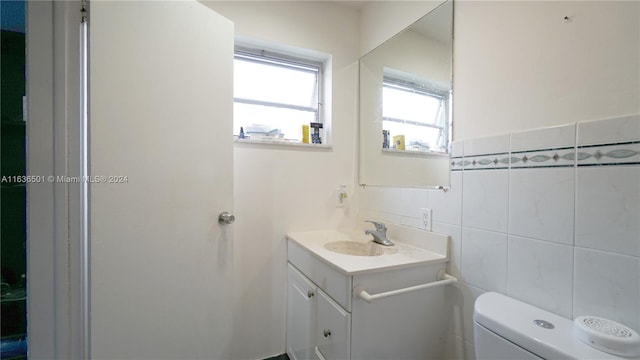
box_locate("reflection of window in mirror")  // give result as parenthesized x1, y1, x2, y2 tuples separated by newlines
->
(382, 70, 450, 154)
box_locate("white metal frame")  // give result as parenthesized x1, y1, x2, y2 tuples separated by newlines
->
(26, 2, 56, 355)
(382, 72, 452, 152)
(27, 1, 85, 358)
(233, 47, 324, 135)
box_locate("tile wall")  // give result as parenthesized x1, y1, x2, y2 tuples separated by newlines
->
(358, 114, 640, 359)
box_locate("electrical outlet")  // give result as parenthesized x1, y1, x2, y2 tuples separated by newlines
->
(336, 185, 348, 207)
(421, 208, 432, 231)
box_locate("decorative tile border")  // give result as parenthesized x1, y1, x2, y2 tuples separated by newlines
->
(510, 147, 575, 169)
(576, 141, 640, 166)
(451, 156, 464, 171)
(453, 115, 640, 172)
(453, 143, 639, 170)
(461, 153, 510, 170)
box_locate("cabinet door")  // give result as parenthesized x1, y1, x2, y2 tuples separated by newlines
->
(316, 290, 351, 360)
(287, 264, 317, 360)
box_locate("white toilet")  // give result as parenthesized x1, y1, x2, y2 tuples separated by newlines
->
(473, 292, 639, 359)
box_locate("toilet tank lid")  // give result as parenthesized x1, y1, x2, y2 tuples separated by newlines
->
(473, 292, 626, 360)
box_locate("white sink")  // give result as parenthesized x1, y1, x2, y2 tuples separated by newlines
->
(287, 225, 449, 274)
(324, 240, 398, 257)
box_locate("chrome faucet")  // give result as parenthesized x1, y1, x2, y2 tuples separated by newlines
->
(364, 220, 394, 246)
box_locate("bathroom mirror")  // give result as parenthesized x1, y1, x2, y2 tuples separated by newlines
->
(359, 1, 453, 188)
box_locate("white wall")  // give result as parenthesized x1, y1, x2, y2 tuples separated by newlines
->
(453, 0, 640, 139)
(360, 1, 640, 359)
(201, 2, 360, 359)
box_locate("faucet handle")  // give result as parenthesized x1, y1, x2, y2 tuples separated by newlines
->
(365, 220, 387, 232)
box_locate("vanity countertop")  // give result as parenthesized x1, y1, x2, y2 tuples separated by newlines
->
(286, 226, 448, 275)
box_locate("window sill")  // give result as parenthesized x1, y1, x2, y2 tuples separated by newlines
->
(382, 148, 449, 158)
(234, 137, 332, 150)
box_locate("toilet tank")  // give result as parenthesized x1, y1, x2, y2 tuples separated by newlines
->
(473, 292, 626, 360)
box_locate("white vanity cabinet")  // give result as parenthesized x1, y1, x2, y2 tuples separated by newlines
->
(286, 229, 452, 360)
(286, 242, 353, 360)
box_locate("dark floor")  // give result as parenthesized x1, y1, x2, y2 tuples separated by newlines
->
(264, 353, 289, 360)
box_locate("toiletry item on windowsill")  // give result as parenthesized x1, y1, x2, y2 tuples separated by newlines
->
(393, 135, 405, 150)
(245, 124, 282, 140)
(239, 127, 245, 139)
(382, 130, 390, 149)
(406, 140, 429, 152)
(310, 122, 323, 144)
(302, 125, 310, 144)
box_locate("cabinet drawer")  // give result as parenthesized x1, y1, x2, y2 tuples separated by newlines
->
(288, 239, 352, 310)
(315, 290, 350, 360)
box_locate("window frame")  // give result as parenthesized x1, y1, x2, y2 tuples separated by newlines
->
(233, 45, 324, 141)
(382, 75, 451, 154)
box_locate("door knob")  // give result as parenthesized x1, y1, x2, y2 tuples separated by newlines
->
(218, 211, 235, 225)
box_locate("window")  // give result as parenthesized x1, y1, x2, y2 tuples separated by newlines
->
(382, 75, 450, 153)
(233, 46, 323, 143)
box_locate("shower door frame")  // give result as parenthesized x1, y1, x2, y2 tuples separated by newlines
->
(26, 1, 85, 358)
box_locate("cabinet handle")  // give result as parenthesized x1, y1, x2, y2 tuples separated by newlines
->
(323, 329, 331, 338)
(307, 291, 314, 298)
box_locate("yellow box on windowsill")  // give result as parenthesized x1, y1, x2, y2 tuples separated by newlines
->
(393, 135, 405, 150)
